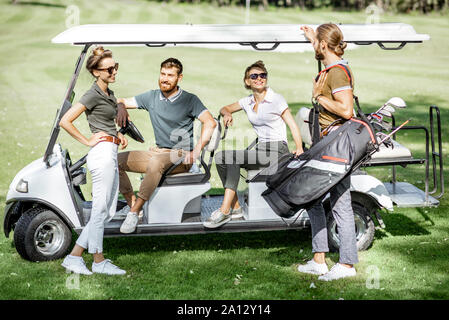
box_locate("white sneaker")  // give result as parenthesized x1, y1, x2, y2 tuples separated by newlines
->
(203, 209, 231, 229)
(230, 206, 244, 220)
(113, 205, 130, 220)
(318, 263, 356, 281)
(120, 212, 139, 233)
(61, 255, 93, 275)
(92, 259, 126, 275)
(297, 259, 329, 275)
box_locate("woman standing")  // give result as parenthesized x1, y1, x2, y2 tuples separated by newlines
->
(59, 46, 127, 275)
(296, 23, 358, 281)
(203, 60, 303, 229)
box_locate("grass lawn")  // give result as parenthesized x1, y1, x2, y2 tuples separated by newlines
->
(0, 0, 448, 300)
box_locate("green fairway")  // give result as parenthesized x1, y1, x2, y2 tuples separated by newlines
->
(0, 0, 448, 300)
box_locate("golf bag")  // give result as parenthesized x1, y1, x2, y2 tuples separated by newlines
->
(261, 117, 377, 218)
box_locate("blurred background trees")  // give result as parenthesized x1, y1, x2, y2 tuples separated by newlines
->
(154, 0, 449, 13)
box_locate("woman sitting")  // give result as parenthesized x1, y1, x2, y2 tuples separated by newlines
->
(204, 60, 303, 229)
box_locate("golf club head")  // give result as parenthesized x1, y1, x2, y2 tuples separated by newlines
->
(385, 97, 407, 109)
(376, 132, 393, 148)
(380, 121, 392, 131)
(370, 112, 383, 122)
(378, 109, 393, 118)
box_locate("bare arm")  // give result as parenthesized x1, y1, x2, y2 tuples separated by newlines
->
(281, 108, 304, 157)
(117, 97, 138, 109)
(300, 25, 317, 46)
(219, 101, 242, 127)
(59, 102, 107, 147)
(184, 110, 217, 164)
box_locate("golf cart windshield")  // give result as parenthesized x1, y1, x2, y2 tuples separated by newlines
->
(43, 23, 429, 166)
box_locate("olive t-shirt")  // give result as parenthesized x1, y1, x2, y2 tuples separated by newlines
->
(318, 60, 355, 130)
(79, 82, 118, 138)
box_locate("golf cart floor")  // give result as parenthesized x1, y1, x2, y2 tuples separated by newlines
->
(384, 182, 439, 207)
(199, 194, 227, 221)
(98, 195, 308, 236)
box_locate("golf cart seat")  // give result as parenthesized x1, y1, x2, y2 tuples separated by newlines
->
(159, 118, 222, 186)
(365, 139, 416, 166)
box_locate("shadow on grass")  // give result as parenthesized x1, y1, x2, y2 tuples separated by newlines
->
(104, 228, 312, 256)
(377, 212, 431, 237)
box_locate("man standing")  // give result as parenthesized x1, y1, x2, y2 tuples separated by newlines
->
(296, 24, 358, 281)
(115, 58, 216, 234)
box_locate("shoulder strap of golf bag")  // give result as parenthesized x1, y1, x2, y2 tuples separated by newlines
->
(310, 63, 355, 145)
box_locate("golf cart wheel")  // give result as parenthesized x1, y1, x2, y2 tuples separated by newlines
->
(13, 207, 72, 262)
(327, 202, 375, 252)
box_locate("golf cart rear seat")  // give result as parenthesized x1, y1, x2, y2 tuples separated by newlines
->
(362, 139, 424, 167)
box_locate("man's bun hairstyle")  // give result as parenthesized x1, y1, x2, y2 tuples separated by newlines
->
(316, 23, 346, 57)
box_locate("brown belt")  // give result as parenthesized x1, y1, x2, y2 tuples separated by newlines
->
(101, 136, 120, 145)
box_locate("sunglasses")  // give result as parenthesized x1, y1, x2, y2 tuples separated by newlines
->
(249, 72, 267, 80)
(97, 62, 119, 75)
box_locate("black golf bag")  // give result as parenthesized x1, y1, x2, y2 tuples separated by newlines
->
(261, 117, 377, 218)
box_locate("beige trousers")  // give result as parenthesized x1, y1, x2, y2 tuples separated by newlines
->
(118, 147, 191, 201)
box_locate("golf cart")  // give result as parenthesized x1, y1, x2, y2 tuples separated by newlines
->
(4, 24, 443, 262)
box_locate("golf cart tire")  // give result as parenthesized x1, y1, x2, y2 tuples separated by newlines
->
(14, 207, 72, 262)
(327, 202, 375, 252)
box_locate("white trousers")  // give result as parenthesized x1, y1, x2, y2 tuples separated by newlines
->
(76, 141, 119, 254)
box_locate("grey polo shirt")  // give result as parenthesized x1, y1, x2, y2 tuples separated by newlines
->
(135, 87, 207, 150)
(79, 82, 118, 138)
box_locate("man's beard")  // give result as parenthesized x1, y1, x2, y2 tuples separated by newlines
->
(315, 46, 324, 61)
(159, 80, 178, 93)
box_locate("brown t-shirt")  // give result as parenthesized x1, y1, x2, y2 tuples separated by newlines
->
(318, 62, 354, 130)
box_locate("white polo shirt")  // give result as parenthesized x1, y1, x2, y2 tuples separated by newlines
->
(238, 87, 288, 144)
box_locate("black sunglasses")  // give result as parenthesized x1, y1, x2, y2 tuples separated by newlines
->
(97, 62, 119, 75)
(249, 72, 267, 80)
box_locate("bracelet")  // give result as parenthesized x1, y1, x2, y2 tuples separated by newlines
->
(313, 94, 323, 104)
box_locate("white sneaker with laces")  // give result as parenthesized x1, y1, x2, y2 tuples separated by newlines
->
(120, 212, 139, 233)
(318, 263, 356, 281)
(61, 255, 93, 275)
(113, 205, 130, 220)
(92, 259, 126, 275)
(203, 209, 231, 229)
(297, 259, 329, 275)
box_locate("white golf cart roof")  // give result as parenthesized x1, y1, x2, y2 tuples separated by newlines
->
(52, 23, 429, 49)
(44, 23, 429, 165)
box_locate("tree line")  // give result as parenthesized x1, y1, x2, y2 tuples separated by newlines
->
(157, 0, 449, 13)
(10, 0, 449, 13)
